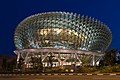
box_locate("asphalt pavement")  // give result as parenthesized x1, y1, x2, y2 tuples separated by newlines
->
(0, 74, 120, 80)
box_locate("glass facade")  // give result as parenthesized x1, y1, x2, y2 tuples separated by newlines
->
(14, 12, 112, 53)
(14, 12, 112, 67)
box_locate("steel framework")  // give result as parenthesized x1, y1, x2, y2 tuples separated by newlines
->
(14, 12, 112, 68)
(14, 48, 103, 67)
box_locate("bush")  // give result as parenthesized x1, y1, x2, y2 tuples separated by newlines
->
(77, 66, 97, 73)
(98, 65, 120, 73)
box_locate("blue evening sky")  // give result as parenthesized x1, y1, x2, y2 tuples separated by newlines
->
(0, 0, 120, 55)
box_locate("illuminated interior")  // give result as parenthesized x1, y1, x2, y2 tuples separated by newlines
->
(14, 12, 112, 52)
(14, 12, 112, 67)
(34, 28, 86, 49)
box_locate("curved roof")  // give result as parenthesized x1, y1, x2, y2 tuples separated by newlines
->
(14, 12, 112, 53)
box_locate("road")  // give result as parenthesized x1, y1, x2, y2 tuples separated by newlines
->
(0, 74, 120, 80)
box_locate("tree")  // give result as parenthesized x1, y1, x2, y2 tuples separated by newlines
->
(102, 49, 117, 66)
(30, 56, 43, 72)
(36, 57, 43, 71)
(6, 57, 17, 71)
(2, 58, 7, 71)
(1, 56, 17, 72)
(48, 54, 53, 68)
(30, 56, 36, 69)
(17, 57, 24, 70)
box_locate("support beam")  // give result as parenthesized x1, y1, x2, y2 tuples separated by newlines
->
(42, 52, 49, 62)
(51, 52, 63, 66)
(75, 53, 82, 65)
(92, 55, 95, 66)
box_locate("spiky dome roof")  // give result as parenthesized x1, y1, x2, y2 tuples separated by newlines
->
(14, 12, 112, 53)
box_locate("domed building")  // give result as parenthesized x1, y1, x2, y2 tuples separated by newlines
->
(14, 12, 112, 68)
